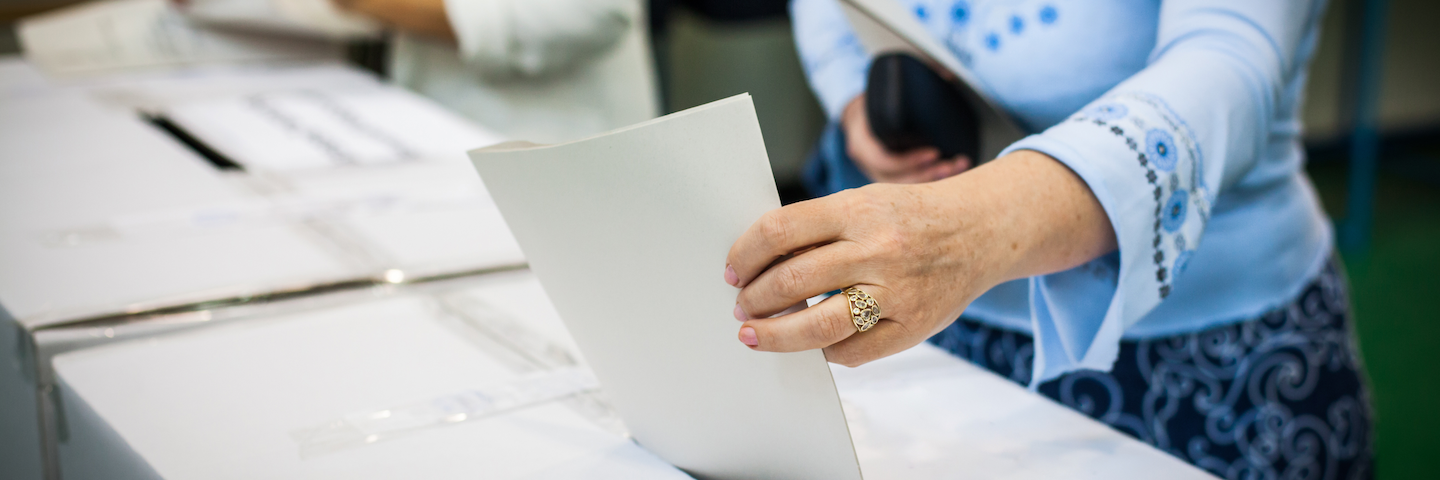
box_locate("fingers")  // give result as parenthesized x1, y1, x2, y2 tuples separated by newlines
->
(822, 317, 915, 367)
(726, 197, 847, 288)
(735, 242, 864, 318)
(919, 156, 973, 182)
(739, 292, 860, 352)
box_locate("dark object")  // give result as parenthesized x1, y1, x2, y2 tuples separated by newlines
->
(865, 53, 980, 161)
(142, 114, 245, 172)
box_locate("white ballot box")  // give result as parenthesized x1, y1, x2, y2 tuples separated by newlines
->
(48, 269, 1216, 480)
(0, 84, 371, 480)
(49, 271, 690, 480)
(36, 56, 526, 280)
(0, 58, 519, 479)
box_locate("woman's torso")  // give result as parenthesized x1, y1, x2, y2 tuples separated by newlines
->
(904, 0, 1334, 337)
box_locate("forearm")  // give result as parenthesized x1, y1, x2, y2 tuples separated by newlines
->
(334, 0, 454, 42)
(924, 150, 1116, 287)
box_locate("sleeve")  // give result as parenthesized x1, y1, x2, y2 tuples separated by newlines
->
(998, 0, 1328, 386)
(790, 0, 871, 120)
(442, 0, 636, 79)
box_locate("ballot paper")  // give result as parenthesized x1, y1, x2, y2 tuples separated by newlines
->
(182, 0, 382, 40)
(837, 0, 1026, 162)
(469, 95, 862, 479)
(164, 87, 503, 170)
(17, 0, 340, 77)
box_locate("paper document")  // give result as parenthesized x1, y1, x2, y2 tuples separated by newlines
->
(17, 0, 340, 77)
(182, 0, 382, 40)
(165, 88, 504, 171)
(837, 0, 1025, 161)
(469, 95, 862, 479)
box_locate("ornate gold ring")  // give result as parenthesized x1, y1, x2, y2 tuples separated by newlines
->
(842, 286, 881, 332)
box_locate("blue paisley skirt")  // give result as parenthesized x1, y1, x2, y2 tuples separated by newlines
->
(928, 256, 1374, 480)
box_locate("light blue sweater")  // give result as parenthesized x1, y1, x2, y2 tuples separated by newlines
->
(792, 0, 1335, 385)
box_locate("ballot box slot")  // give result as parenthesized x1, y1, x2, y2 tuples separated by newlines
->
(142, 113, 246, 172)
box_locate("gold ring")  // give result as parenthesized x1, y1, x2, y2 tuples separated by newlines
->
(842, 287, 881, 332)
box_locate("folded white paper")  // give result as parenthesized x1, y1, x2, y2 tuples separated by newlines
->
(469, 95, 862, 479)
(837, 0, 1026, 161)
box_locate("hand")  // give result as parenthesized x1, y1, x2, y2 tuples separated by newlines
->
(331, 0, 455, 42)
(841, 96, 972, 184)
(724, 150, 1116, 367)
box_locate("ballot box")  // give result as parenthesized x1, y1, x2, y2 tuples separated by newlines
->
(0, 58, 524, 479)
(48, 270, 689, 480)
(0, 83, 373, 480)
(27, 55, 527, 280)
(48, 269, 1217, 480)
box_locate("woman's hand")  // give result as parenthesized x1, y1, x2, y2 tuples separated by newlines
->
(841, 96, 972, 184)
(724, 150, 1117, 366)
(332, 0, 455, 42)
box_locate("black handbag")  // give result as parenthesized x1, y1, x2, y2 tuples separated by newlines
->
(864, 52, 981, 162)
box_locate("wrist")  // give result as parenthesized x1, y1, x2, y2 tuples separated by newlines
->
(928, 149, 1116, 286)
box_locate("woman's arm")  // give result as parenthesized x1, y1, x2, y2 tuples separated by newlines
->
(726, 149, 1113, 366)
(335, 0, 636, 78)
(333, 0, 454, 41)
(730, 0, 1326, 382)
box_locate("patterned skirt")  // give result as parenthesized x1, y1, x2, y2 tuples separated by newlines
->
(928, 256, 1374, 480)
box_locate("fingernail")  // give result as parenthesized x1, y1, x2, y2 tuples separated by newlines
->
(724, 265, 738, 286)
(733, 304, 747, 322)
(739, 327, 758, 346)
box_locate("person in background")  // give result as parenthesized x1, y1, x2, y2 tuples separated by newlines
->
(729, 0, 1373, 478)
(332, 0, 659, 143)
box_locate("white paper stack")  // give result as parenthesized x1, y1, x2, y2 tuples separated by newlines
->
(156, 80, 523, 277)
(51, 271, 691, 480)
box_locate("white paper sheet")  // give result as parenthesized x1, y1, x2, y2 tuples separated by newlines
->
(469, 94, 862, 479)
(17, 0, 340, 77)
(165, 87, 504, 171)
(182, 0, 381, 40)
(836, 0, 1026, 162)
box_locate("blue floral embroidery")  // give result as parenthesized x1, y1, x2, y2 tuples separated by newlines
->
(1039, 5, 1058, 25)
(952, 1, 969, 24)
(985, 32, 1001, 51)
(1086, 103, 1128, 121)
(1162, 189, 1188, 232)
(1145, 129, 1179, 171)
(915, 4, 929, 20)
(1173, 250, 1194, 276)
(1010, 15, 1025, 34)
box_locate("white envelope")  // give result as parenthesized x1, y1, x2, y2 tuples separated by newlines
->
(470, 95, 862, 479)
